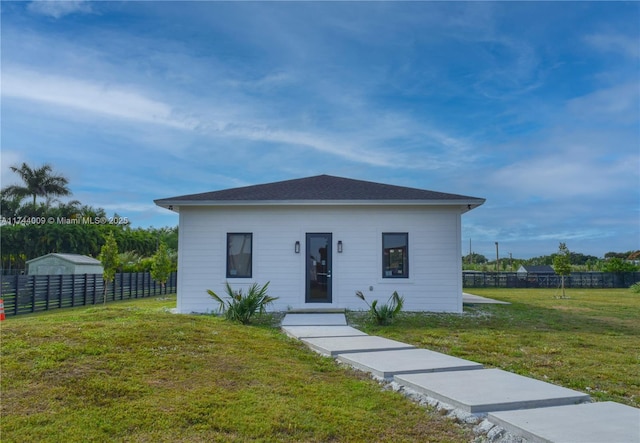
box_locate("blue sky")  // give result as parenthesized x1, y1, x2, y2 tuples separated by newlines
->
(1, 1, 638, 259)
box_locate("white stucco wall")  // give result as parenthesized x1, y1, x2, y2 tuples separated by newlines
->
(176, 204, 463, 314)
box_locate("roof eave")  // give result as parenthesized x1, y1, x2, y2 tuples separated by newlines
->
(154, 198, 486, 212)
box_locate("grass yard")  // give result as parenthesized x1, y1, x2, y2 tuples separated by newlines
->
(350, 288, 640, 408)
(1, 296, 472, 443)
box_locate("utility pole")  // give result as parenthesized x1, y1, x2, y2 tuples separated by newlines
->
(509, 252, 513, 271)
(495, 242, 499, 271)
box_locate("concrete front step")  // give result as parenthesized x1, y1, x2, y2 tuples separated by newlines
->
(395, 369, 591, 414)
(282, 325, 367, 339)
(281, 313, 347, 326)
(287, 308, 346, 313)
(488, 401, 640, 443)
(301, 335, 414, 356)
(336, 348, 484, 380)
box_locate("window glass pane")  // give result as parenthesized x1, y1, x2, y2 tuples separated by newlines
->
(383, 233, 408, 278)
(227, 233, 252, 278)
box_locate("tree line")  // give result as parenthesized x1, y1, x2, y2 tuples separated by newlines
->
(1, 163, 177, 273)
(463, 248, 639, 273)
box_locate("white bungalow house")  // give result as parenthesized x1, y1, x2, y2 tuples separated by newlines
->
(154, 175, 484, 313)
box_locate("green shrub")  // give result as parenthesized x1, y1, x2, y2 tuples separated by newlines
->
(355, 290, 404, 325)
(207, 282, 277, 324)
(630, 282, 640, 293)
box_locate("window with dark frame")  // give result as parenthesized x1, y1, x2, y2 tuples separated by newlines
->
(382, 233, 408, 278)
(227, 233, 252, 278)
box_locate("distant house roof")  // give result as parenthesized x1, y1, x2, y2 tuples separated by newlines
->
(518, 265, 555, 274)
(26, 253, 101, 265)
(155, 174, 485, 212)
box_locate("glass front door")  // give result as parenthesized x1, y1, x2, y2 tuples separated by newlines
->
(306, 233, 332, 303)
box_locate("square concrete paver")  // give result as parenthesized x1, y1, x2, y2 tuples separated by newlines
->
(488, 401, 640, 443)
(281, 313, 347, 326)
(282, 326, 367, 339)
(301, 335, 414, 356)
(336, 348, 483, 380)
(395, 369, 590, 413)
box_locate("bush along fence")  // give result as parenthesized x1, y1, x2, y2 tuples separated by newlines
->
(463, 271, 640, 289)
(0, 272, 177, 317)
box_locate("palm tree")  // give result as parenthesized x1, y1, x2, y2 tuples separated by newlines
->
(2, 163, 72, 209)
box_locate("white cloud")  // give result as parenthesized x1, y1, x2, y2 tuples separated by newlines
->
(566, 82, 639, 123)
(2, 67, 197, 130)
(27, 0, 92, 19)
(584, 33, 640, 59)
(491, 154, 634, 199)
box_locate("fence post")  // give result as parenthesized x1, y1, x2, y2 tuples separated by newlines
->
(44, 274, 50, 311)
(31, 276, 36, 313)
(14, 274, 19, 315)
(59, 274, 64, 308)
(93, 275, 97, 304)
(71, 275, 76, 307)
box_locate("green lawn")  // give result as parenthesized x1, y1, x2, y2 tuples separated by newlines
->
(350, 288, 639, 408)
(3, 289, 637, 442)
(1, 296, 471, 443)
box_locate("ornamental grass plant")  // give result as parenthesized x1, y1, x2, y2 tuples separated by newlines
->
(207, 281, 278, 324)
(355, 290, 404, 325)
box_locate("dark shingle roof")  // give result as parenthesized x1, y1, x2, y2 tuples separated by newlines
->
(155, 174, 485, 209)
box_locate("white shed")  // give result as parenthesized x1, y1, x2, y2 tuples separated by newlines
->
(155, 175, 484, 313)
(27, 253, 104, 275)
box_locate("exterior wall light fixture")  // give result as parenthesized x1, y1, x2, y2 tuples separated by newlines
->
(295, 241, 300, 253)
(337, 240, 343, 253)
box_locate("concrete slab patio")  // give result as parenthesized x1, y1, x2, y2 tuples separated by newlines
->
(395, 369, 591, 414)
(301, 335, 414, 356)
(336, 348, 483, 380)
(282, 325, 367, 339)
(463, 293, 511, 305)
(488, 401, 640, 443)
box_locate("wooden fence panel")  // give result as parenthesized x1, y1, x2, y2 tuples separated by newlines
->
(0, 272, 177, 317)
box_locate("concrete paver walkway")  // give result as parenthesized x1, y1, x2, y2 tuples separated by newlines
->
(396, 369, 590, 413)
(489, 401, 640, 443)
(302, 335, 414, 356)
(281, 312, 640, 443)
(282, 325, 366, 339)
(336, 348, 483, 380)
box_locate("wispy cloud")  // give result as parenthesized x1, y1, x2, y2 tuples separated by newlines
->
(490, 154, 634, 199)
(566, 82, 639, 124)
(584, 33, 640, 59)
(2, 2, 638, 257)
(27, 0, 92, 19)
(2, 67, 197, 130)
